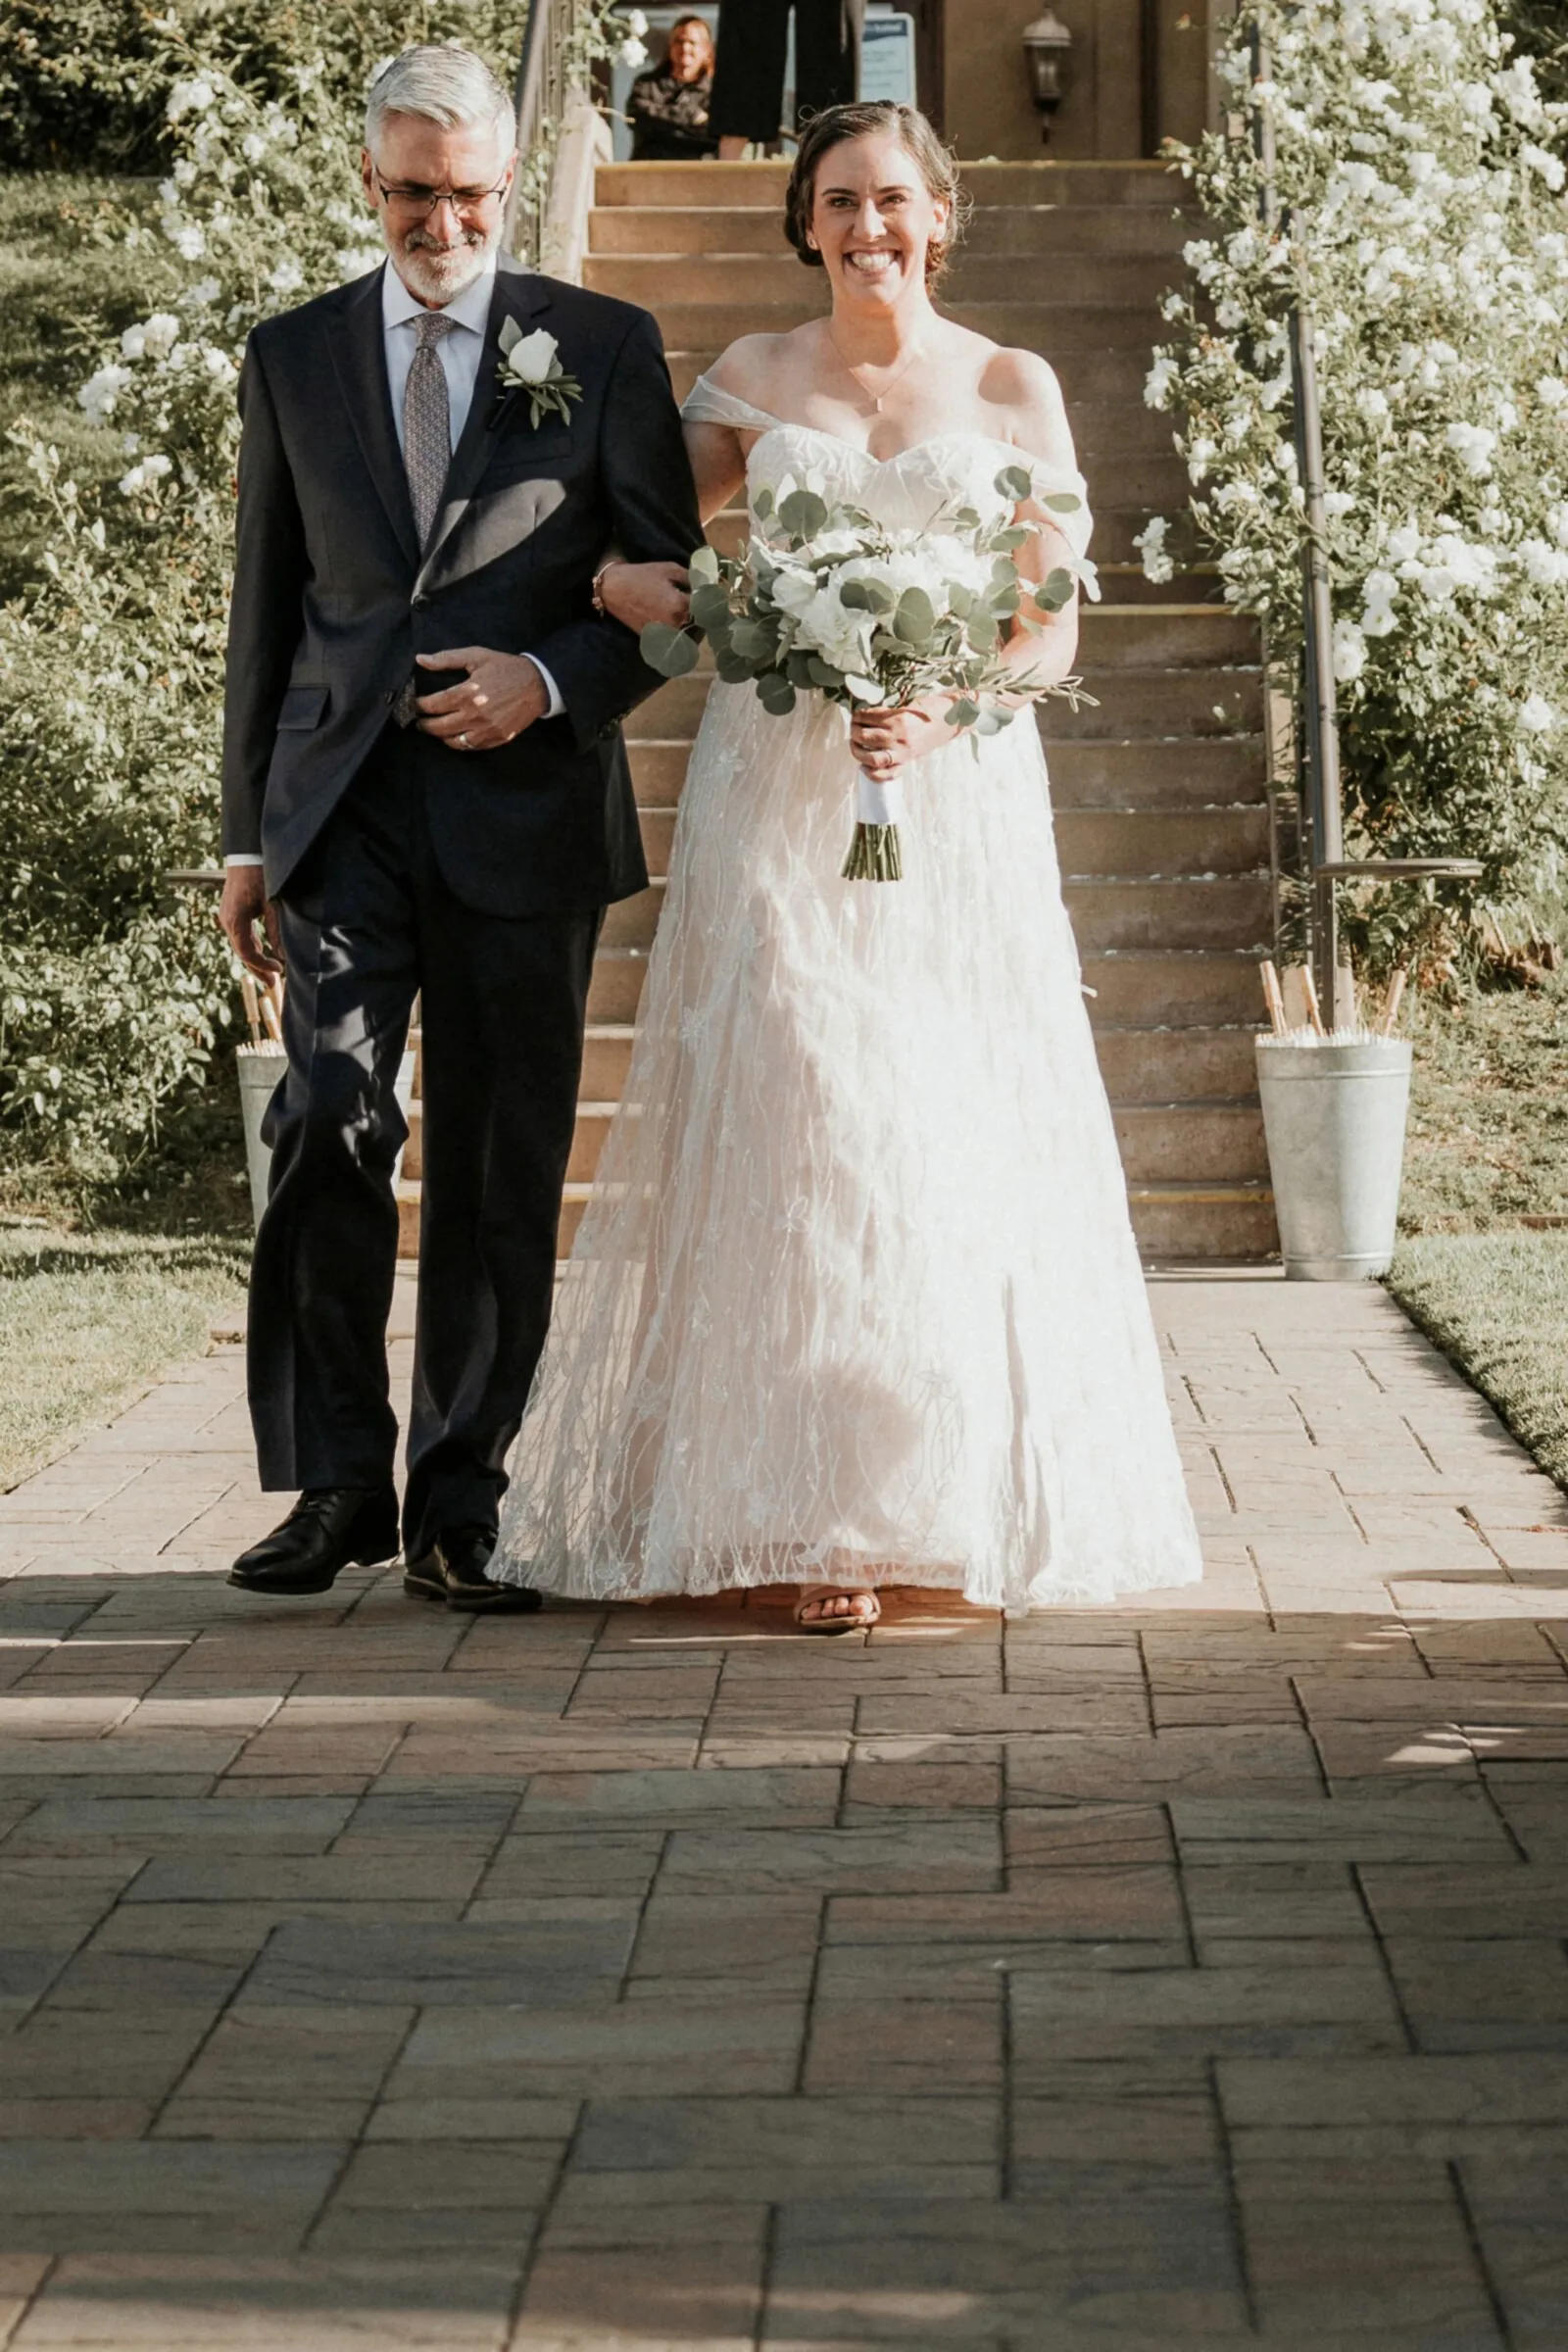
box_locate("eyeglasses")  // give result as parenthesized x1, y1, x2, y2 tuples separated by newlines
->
(371, 169, 510, 219)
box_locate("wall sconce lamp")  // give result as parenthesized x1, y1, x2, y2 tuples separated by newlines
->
(1022, 10, 1073, 141)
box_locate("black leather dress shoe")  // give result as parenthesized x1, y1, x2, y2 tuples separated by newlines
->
(228, 1487, 400, 1595)
(403, 1525, 543, 1613)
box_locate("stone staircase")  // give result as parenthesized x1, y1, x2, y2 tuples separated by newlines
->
(399, 157, 1276, 1263)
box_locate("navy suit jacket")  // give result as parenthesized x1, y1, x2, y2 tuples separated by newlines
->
(220, 254, 701, 916)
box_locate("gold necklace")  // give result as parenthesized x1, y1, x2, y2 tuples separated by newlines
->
(824, 321, 927, 416)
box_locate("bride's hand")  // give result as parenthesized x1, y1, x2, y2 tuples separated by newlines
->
(600, 560, 691, 632)
(849, 697, 954, 777)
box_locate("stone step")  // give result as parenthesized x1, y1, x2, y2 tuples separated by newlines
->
(585, 251, 1181, 311)
(1046, 737, 1267, 808)
(581, 944, 1271, 1039)
(1078, 609, 1257, 668)
(1085, 949, 1268, 1028)
(596, 871, 1269, 956)
(627, 792, 1265, 881)
(1051, 669, 1264, 739)
(582, 944, 1269, 1034)
(626, 665, 1262, 745)
(416, 1169, 1275, 1265)
(594, 160, 1194, 209)
(590, 203, 1192, 260)
(629, 738, 1278, 823)
(582, 1022, 635, 1099)
(574, 1015, 1262, 1110)
(1094, 1023, 1259, 1102)
(1065, 876, 1272, 952)
(1113, 1101, 1267, 1182)
(588, 949, 650, 1024)
(563, 1068, 1264, 1188)
(1057, 806, 1270, 875)
(1129, 1181, 1276, 1262)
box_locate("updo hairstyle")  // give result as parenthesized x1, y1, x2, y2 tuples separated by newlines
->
(783, 101, 969, 289)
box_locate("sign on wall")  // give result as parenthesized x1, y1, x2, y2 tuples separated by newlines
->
(860, 12, 918, 106)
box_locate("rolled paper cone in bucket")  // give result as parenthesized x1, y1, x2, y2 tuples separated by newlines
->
(1255, 1032, 1413, 1280)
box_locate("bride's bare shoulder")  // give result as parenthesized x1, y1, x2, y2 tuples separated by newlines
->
(708, 326, 817, 402)
(977, 344, 1074, 461)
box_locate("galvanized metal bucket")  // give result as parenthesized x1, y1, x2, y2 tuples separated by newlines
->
(236, 1045, 416, 1232)
(1255, 1035, 1413, 1281)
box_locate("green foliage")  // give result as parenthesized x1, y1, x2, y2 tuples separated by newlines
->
(1147, 0, 1568, 968)
(0, 1, 629, 1187)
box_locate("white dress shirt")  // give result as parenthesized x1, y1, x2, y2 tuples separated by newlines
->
(225, 254, 564, 868)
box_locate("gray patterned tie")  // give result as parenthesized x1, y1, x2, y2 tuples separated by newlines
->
(394, 309, 457, 727)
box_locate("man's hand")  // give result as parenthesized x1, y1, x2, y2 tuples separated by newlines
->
(599, 560, 692, 632)
(219, 865, 283, 981)
(416, 648, 550, 750)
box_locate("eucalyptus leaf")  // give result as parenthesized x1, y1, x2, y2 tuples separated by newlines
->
(756, 672, 797, 715)
(777, 487, 829, 540)
(688, 544, 721, 584)
(894, 585, 937, 644)
(638, 621, 700, 677)
(996, 464, 1034, 502)
(807, 657, 845, 693)
(1043, 491, 1082, 514)
(690, 582, 734, 633)
(752, 486, 774, 520)
(1040, 566, 1075, 612)
(731, 618, 775, 662)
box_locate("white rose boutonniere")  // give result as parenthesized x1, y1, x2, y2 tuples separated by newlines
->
(497, 318, 582, 430)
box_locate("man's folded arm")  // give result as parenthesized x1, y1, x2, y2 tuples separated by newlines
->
(525, 308, 703, 752)
(221, 337, 308, 862)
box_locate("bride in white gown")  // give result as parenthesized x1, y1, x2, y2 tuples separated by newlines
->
(492, 100, 1201, 1626)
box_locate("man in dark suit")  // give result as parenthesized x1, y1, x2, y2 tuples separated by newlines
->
(220, 44, 700, 1609)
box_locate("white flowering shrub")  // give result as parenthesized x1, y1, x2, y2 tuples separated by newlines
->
(0, 2, 628, 1184)
(1146, 0, 1568, 964)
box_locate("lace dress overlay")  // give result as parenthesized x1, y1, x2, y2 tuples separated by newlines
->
(492, 380, 1203, 1611)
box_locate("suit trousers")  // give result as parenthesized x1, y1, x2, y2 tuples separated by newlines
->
(710, 0, 863, 143)
(247, 724, 600, 1557)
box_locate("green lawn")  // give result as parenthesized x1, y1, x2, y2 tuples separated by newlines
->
(1384, 970, 1568, 1493)
(1386, 1233, 1568, 1492)
(0, 1224, 248, 1490)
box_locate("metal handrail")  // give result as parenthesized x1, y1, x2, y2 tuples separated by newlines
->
(1249, 28, 1480, 1020)
(507, 0, 599, 266)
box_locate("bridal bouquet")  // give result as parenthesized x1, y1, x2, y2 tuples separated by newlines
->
(640, 466, 1096, 880)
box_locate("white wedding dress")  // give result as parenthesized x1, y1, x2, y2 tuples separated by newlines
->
(492, 381, 1202, 1612)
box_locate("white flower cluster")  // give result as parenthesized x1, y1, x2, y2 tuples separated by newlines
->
(1145, 0, 1568, 906)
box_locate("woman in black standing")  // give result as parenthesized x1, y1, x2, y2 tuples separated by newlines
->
(628, 15, 719, 161)
(710, 0, 864, 158)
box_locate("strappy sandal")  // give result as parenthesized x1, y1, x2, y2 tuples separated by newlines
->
(793, 1587, 880, 1636)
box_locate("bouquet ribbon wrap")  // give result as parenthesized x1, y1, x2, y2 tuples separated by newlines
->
(856, 768, 906, 831)
(843, 764, 906, 882)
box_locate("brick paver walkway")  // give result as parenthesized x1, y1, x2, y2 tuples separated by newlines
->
(2, 1270, 1567, 2348)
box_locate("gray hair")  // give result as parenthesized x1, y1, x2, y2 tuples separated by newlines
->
(365, 44, 516, 161)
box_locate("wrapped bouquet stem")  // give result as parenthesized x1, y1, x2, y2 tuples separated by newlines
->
(845, 763, 906, 882)
(641, 465, 1099, 884)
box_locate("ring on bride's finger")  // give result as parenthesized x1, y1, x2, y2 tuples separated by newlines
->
(457, 731, 469, 747)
